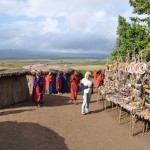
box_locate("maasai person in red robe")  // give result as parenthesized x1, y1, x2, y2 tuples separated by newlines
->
(96, 73, 104, 88)
(93, 70, 97, 79)
(45, 72, 56, 94)
(70, 71, 80, 104)
(32, 71, 44, 107)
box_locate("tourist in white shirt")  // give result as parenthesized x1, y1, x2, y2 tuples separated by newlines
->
(80, 71, 93, 115)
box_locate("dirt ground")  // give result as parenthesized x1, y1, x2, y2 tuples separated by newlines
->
(0, 86, 150, 150)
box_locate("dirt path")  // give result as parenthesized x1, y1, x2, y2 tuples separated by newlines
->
(0, 88, 150, 150)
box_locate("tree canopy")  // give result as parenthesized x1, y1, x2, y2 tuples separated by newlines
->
(111, 0, 150, 61)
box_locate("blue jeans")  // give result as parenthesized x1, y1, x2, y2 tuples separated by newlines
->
(82, 93, 92, 113)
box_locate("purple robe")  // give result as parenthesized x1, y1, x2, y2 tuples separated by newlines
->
(62, 75, 68, 93)
(56, 73, 62, 92)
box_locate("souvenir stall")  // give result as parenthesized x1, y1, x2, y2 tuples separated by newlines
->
(98, 53, 150, 136)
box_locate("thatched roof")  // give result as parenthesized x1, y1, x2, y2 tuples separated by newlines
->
(0, 67, 30, 77)
(22, 64, 73, 74)
(0, 64, 73, 78)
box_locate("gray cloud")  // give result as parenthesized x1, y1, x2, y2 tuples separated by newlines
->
(0, 0, 132, 54)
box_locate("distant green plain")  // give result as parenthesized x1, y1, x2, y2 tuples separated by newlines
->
(0, 59, 107, 71)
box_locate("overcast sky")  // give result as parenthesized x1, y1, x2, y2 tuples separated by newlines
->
(0, 0, 133, 54)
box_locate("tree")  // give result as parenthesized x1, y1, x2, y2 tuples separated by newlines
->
(130, 0, 150, 61)
(111, 16, 131, 61)
(129, 0, 150, 15)
(111, 0, 150, 61)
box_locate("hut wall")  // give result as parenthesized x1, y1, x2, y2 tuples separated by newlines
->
(0, 77, 14, 108)
(0, 75, 31, 108)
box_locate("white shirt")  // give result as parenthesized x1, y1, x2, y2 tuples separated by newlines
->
(81, 78, 93, 93)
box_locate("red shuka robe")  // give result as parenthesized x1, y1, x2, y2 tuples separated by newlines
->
(45, 74, 56, 90)
(96, 75, 104, 88)
(93, 70, 97, 79)
(70, 73, 80, 99)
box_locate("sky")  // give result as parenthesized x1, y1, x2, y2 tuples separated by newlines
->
(0, 0, 134, 55)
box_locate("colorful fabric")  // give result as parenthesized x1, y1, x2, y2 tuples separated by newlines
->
(62, 75, 68, 93)
(93, 70, 97, 78)
(56, 73, 62, 92)
(96, 75, 104, 88)
(70, 73, 80, 99)
(45, 74, 56, 94)
(32, 75, 43, 102)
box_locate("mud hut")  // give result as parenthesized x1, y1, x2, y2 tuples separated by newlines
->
(0, 65, 73, 108)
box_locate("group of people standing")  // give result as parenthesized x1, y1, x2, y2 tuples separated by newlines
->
(32, 69, 105, 115)
(93, 70, 105, 88)
(32, 71, 68, 106)
(46, 71, 68, 94)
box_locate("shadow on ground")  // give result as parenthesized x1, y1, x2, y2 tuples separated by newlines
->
(1, 93, 71, 110)
(88, 108, 104, 115)
(0, 121, 69, 150)
(42, 94, 71, 107)
(0, 109, 35, 116)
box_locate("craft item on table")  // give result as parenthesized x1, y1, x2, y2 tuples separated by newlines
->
(136, 73, 141, 82)
(143, 84, 149, 88)
(118, 63, 123, 71)
(129, 101, 140, 107)
(137, 63, 147, 74)
(140, 110, 149, 115)
(105, 70, 109, 78)
(127, 65, 131, 73)
(113, 63, 118, 72)
(135, 64, 139, 74)
(140, 73, 148, 83)
(145, 102, 150, 109)
(135, 83, 141, 88)
(145, 89, 150, 94)
(131, 79, 136, 85)
(146, 98, 150, 104)
(113, 97, 119, 103)
(145, 94, 149, 98)
(128, 62, 136, 74)
(122, 63, 128, 72)
(109, 71, 114, 80)
(128, 83, 131, 87)
(123, 92, 130, 97)
(147, 61, 150, 70)
(123, 97, 131, 102)
(126, 103, 140, 111)
(108, 65, 113, 72)
(133, 88, 140, 93)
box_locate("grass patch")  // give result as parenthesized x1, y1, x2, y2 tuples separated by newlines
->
(0, 59, 107, 70)
(72, 65, 105, 71)
(0, 61, 23, 67)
